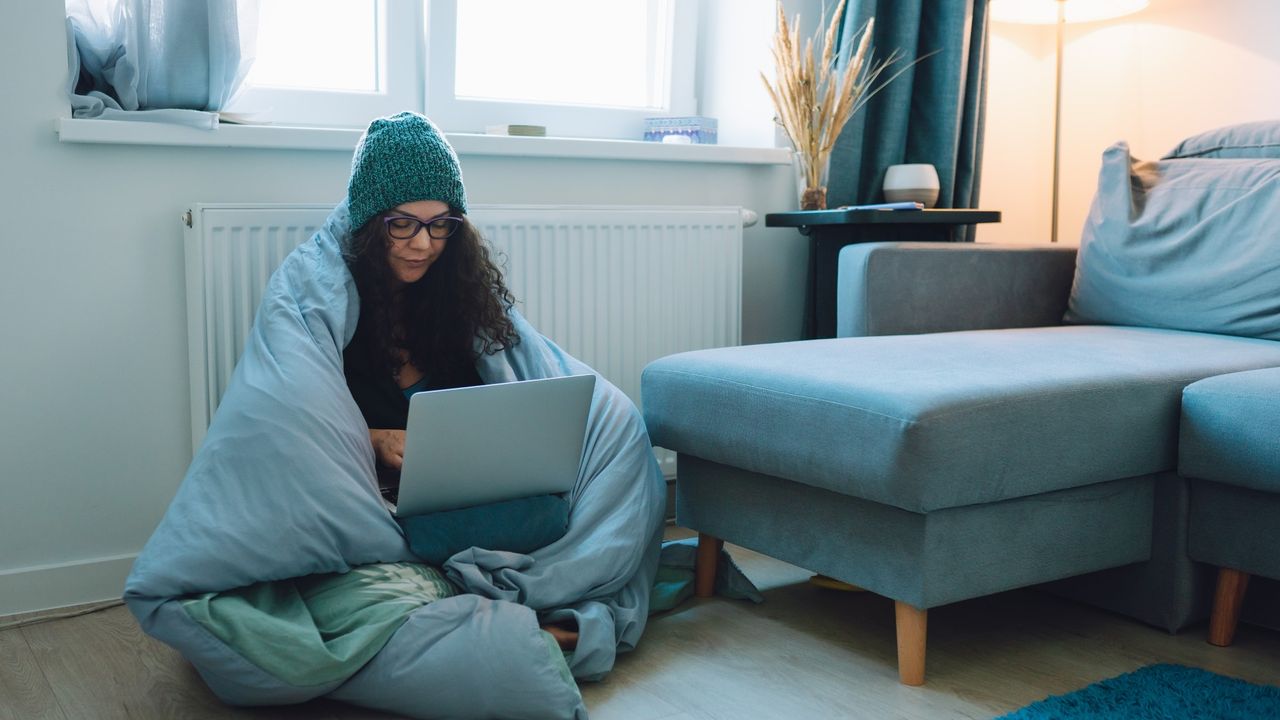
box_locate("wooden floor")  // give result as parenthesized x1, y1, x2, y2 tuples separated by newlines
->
(4, 529, 1279, 720)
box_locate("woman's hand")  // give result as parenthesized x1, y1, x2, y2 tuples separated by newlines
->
(369, 428, 406, 469)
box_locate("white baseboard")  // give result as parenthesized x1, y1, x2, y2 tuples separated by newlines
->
(0, 553, 136, 618)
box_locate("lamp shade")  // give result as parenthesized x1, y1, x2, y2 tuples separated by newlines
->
(990, 0, 1148, 24)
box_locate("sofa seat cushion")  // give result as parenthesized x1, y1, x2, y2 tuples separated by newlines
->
(642, 326, 1280, 513)
(1180, 367, 1280, 493)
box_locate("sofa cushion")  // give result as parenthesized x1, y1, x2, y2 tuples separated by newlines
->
(642, 326, 1280, 513)
(1065, 142, 1280, 340)
(1180, 367, 1280, 493)
(1164, 120, 1280, 159)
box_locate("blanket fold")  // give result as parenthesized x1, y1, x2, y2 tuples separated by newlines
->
(124, 201, 665, 719)
(180, 562, 458, 687)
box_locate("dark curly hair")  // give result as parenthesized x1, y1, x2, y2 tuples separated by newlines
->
(346, 210, 520, 383)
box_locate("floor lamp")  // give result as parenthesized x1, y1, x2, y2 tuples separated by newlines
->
(990, 0, 1149, 243)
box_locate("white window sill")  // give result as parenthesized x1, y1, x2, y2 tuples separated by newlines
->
(55, 118, 792, 166)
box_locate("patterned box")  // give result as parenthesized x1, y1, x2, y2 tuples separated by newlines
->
(643, 116, 718, 144)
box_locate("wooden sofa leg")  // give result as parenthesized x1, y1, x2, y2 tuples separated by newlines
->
(895, 601, 928, 686)
(1208, 567, 1251, 647)
(695, 533, 723, 598)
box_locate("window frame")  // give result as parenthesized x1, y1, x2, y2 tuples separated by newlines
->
(423, 0, 698, 139)
(230, 0, 424, 128)
(230, 0, 699, 139)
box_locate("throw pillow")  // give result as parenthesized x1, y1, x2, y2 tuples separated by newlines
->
(1163, 119, 1280, 159)
(1065, 141, 1280, 340)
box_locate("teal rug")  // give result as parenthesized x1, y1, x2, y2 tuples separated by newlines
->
(998, 664, 1280, 719)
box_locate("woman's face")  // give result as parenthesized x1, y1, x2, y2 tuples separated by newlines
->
(384, 199, 451, 286)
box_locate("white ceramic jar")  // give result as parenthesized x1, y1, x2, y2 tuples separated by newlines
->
(883, 164, 941, 207)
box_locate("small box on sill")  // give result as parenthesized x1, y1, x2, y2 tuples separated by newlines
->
(643, 116, 718, 145)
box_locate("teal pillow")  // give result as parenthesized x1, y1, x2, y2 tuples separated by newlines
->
(396, 494, 570, 565)
(1163, 119, 1280, 159)
(1065, 141, 1280, 340)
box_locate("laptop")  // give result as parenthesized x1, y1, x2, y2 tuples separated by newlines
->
(388, 374, 596, 517)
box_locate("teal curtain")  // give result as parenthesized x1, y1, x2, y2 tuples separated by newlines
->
(829, 0, 989, 230)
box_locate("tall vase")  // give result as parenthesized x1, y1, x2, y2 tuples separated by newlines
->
(794, 153, 830, 210)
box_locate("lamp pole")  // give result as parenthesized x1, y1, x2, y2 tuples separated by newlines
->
(990, 0, 1150, 243)
(1051, 0, 1065, 244)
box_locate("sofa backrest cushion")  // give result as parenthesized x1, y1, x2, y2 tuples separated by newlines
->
(1065, 141, 1280, 340)
(1163, 119, 1280, 159)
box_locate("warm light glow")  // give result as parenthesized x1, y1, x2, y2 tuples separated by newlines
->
(990, 0, 1149, 24)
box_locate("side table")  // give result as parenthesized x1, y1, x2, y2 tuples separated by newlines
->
(766, 208, 1002, 339)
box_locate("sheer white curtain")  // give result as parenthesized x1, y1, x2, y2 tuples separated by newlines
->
(66, 0, 258, 128)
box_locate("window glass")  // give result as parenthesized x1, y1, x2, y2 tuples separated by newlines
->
(245, 0, 379, 92)
(454, 0, 671, 109)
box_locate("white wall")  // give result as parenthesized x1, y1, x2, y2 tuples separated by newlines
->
(982, 0, 1280, 245)
(0, 2, 803, 614)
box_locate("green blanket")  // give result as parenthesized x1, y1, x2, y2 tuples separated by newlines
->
(182, 563, 458, 687)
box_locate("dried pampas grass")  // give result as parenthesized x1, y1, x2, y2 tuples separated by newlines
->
(761, 0, 906, 207)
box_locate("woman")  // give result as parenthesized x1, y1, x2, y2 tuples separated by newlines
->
(341, 112, 519, 486)
(340, 112, 579, 650)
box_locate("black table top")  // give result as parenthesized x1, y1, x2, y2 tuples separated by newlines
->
(765, 208, 1001, 227)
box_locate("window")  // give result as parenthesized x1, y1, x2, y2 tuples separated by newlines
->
(230, 0, 422, 127)
(230, 0, 697, 139)
(429, 0, 697, 138)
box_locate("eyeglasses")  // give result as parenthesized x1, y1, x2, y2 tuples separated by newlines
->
(383, 213, 463, 241)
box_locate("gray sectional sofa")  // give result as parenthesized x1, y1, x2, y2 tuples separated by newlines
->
(641, 121, 1280, 684)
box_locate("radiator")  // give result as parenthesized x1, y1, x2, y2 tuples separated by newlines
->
(183, 203, 744, 475)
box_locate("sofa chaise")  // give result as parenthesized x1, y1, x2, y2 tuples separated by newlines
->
(1182, 367, 1280, 647)
(641, 121, 1280, 684)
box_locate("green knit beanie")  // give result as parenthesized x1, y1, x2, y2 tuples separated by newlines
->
(347, 112, 468, 231)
